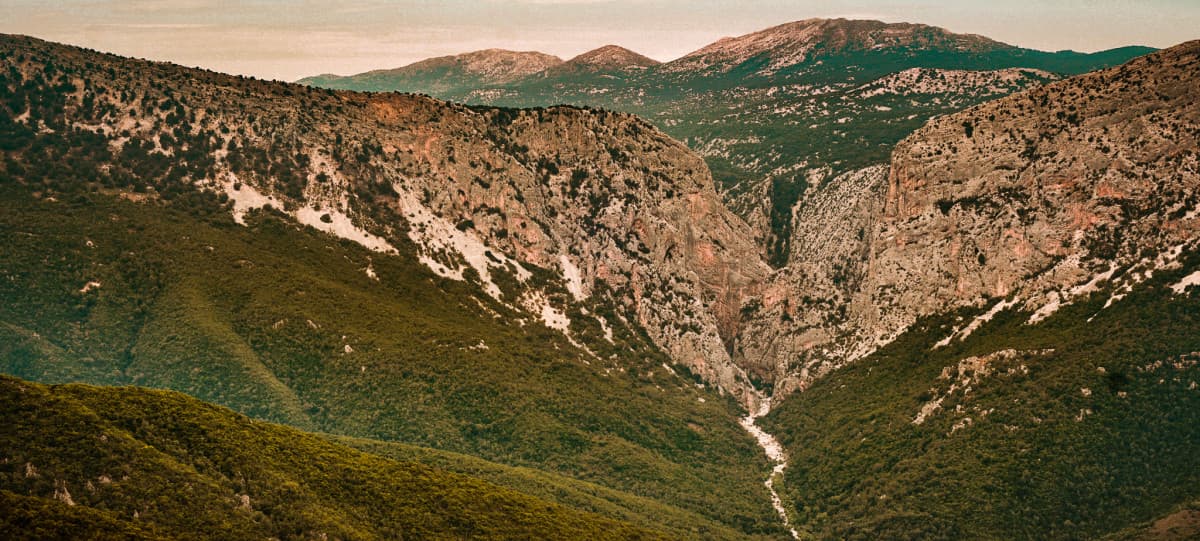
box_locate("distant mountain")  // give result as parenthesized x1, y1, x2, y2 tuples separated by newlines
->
(660, 18, 1010, 76)
(297, 49, 564, 93)
(298, 18, 1156, 266)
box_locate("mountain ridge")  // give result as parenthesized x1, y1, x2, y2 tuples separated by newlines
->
(299, 18, 1153, 86)
(297, 48, 564, 93)
(661, 18, 1013, 75)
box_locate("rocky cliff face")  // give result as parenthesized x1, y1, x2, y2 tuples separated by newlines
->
(868, 38, 1200, 341)
(742, 39, 1200, 399)
(348, 98, 773, 406)
(1, 34, 771, 407)
(734, 166, 890, 393)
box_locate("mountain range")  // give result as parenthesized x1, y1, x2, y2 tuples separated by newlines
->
(2, 16, 1200, 540)
(299, 18, 1157, 266)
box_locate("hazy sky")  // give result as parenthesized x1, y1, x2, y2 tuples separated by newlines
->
(2, 0, 1197, 81)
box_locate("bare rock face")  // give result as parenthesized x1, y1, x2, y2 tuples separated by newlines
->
(354, 98, 774, 406)
(747, 40, 1200, 399)
(867, 39, 1200, 339)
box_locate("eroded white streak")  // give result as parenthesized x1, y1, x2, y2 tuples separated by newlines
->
(934, 297, 1019, 349)
(740, 401, 800, 540)
(1028, 264, 1117, 324)
(395, 188, 529, 301)
(223, 177, 280, 225)
(560, 255, 585, 301)
(295, 206, 395, 254)
(223, 178, 396, 255)
(1171, 270, 1200, 294)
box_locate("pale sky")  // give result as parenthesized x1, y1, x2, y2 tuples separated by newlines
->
(1, 0, 1197, 81)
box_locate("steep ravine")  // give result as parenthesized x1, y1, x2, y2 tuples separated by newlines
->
(734, 39, 1200, 540)
(740, 395, 801, 540)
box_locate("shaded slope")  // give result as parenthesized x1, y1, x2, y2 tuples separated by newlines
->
(334, 434, 762, 539)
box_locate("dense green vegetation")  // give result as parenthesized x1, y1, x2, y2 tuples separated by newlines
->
(764, 254, 1200, 539)
(334, 434, 761, 538)
(0, 375, 673, 539)
(2, 491, 162, 541)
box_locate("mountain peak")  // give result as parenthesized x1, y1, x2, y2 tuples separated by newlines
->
(566, 45, 660, 70)
(665, 18, 1012, 75)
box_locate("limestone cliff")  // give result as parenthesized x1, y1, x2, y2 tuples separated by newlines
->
(743, 40, 1200, 399)
(1, 34, 772, 407)
(868, 39, 1200, 344)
